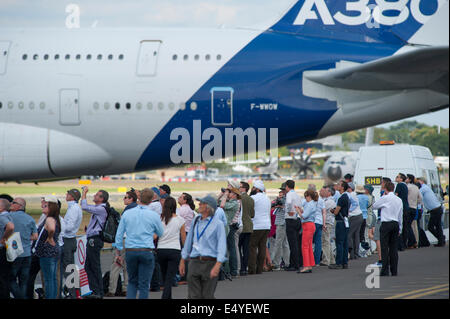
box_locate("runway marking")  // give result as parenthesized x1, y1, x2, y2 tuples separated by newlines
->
(404, 287, 449, 299)
(385, 284, 449, 299)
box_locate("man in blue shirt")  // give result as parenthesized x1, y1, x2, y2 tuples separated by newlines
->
(417, 177, 445, 247)
(9, 198, 38, 299)
(180, 195, 227, 299)
(114, 188, 163, 299)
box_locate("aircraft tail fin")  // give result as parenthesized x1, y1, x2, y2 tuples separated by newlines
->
(270, 0, 449, 45)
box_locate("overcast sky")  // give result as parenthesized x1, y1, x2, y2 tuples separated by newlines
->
(1, 0, 448, 128)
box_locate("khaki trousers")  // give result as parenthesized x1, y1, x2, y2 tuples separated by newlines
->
(109, 251, 128, 293)
(321, 224, 335, 265)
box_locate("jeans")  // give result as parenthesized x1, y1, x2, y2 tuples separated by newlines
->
(234, 226, 243, 272)
(125, 250, 155, 299)
(226, 224, 238, 276)
(85, 236, 104, 296)
(157, 249, 180, 299)
(10, 256, 31, 299)
(238, 232, 251, 273)
(313, 223, 323, 265)
(335, 221, 349, 266)
(0, 248, 11, 299)
(40, 257, 58, 299)
(26, 255, 41, 299)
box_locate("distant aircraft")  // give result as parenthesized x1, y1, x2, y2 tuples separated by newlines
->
(322, 152, 358, 185)
(1, 0, 448, 182)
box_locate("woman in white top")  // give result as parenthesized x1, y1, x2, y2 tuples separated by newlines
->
(157, 197, 186, 299)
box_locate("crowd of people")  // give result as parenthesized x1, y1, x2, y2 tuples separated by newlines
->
(0, 173, 446, 299)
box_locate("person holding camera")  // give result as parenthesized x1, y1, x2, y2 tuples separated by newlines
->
(219, 187, 241, 278)
(270, 184, 290, 271)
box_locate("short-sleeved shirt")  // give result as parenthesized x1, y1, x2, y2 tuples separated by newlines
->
(10, 211, 37, 257)
(0, 212, 12, 248)
(336, 193, 350, 221)
(314, 198, 325, 225)
(357, 194, 369, 219)
(157, 215, 185, 250)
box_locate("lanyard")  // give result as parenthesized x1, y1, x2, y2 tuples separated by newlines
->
(196, 216, 213, 242)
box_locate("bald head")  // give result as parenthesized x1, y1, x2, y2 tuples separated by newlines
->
(0, 198, 10, 212)
(10, 198, 26, 212)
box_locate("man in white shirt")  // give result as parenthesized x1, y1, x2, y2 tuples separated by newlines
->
(248, 180, 271, 275)
(62, 189, 83, 299)
(149, 187, 162, 215)
(284, 180, 303, 271)
(373, 181, 403, 276)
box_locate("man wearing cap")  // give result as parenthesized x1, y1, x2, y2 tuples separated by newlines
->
(8, 198, 38, 299)
(60, 189, 83, 299)
(344, 174, 354, 183)
(248, 180, 271, 275)
(271, 183, 290, 271)
(179, 195, 227, 299)
(219, 187, 241, 277)
(81, 187, 109, 299)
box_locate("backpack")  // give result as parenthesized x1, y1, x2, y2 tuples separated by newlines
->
(99, 206, 121, 243)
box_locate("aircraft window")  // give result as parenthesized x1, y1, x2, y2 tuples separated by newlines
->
(179, 103, 186, 111)
(76, 54, 81, 60)
(158, 102, 164, 110)
(115, 102, 120, 110)
(65, 54, 70, 60)
(118, 54, 124, 60)
(217, 54, 222, 61)
(39, 102, 45, 109)
(108, 54, 113, 60)
(205, 54, 210, 61)
(0, 102, 2, 109)
(8, 102, 13, 109)
(168, 102, 175, 110)
(97, 54, 102, 60)
(190, 101, 197, 111)
(22, 54, 27, 60)
(136, 102, 142, 110)
(33, 54, 38, 60)
(18, 102, 24, 109)
(87, 54, 92, 60)
(2, 51, 6, 56)
(93, 102, 99, 110)
(147, 102, 153, 110)
(44, 54, 49, 60)
(194, 55, 199, 61)
(172, 55, 177, 61)
(183, 55, 188, 61)
(29, 102, 35, 109)
(126, 102, 131, 110)
(153, 51, 157, 57)
(104, 102, 110, 110)
(55, 54, 60, 60)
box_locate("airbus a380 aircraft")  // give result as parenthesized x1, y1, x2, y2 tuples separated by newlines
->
(0, 0, 448, 182)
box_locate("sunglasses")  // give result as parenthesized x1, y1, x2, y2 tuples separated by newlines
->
(12, 201, 22, 206)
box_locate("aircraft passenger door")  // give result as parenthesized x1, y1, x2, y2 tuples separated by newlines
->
(59, 89, 80, 126)
(211, 87, 234, 126)
(0, 41, 11, 75)
(136, 40, 162, 76)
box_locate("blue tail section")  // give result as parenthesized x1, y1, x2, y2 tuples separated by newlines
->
(270, 0, 446, 44)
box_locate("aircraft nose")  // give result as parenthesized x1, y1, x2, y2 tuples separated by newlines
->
(327, 166, 342, 182)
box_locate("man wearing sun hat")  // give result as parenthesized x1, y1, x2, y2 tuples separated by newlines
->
(248, 180, 271, 275)
(179, 195, 227, 299)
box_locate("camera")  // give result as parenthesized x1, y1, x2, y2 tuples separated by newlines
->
(272, 197, 283, 208)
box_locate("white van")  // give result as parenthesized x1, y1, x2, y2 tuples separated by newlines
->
(354, 143, 443, 200)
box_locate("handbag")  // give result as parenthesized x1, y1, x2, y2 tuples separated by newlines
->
(6, 232, 24, 262)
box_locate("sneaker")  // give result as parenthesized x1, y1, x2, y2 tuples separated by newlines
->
(272, 266, 281, 271)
